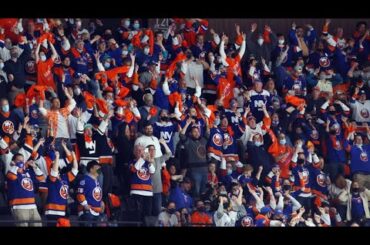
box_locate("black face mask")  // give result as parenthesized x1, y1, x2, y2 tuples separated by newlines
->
(191, 116, 197, 120)
(330, 130, 337, 135)
(297, 159, 305, 165)
(283, 185, 292, 191)
(167, 208, 176, 214)
(63, 64, 70, 69)
(217, 106, 224, 111)
(161, 116, 169, 122)
(223, 203, 229, 210)
(329, 110, 336, 115)
(198, 206, 206, 213)
(186, 53, 192, 60)
(352, 187, 360, 193)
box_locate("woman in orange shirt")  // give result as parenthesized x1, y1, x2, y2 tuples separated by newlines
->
(35, 39, 58, 91)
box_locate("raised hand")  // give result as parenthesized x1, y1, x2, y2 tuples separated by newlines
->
(251, 23, 257, 32)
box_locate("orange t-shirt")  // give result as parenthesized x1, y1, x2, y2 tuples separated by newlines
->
(37, 59, 55, 90)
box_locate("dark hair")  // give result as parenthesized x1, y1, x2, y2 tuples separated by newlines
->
(86, 160, 100, 173)
(12, 153, 23, 161)
(356, 21, 367, 29)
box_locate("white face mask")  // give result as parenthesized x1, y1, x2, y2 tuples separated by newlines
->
(0, 63, 4, 70)
(122, 50, 128, 56)
(74, 87, 81, 96)
(279, 139, 286, 145)
(214, 118, 220, 126)
(40, 55, 47, 62)
(278, 39, 285, 45)
(104, 62, 111, 69)
(257, 38, 264, 46)
(255, 141, 263, 147)
(124, 20, 130, 28)
(357, 144, 362, 148)
(144, 48, 150, 55)
(133, 23, 140, 30)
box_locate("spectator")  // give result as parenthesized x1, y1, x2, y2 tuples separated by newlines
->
(191, 200, 212, 226)
(157, 201, 179, 227)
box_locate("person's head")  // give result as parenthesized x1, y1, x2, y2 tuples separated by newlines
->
(84, 124, 93, 137)
(247, 116, 256, 128)
(143, 44, 150, 55)
(296, 26, 304, 38)
(317, 40, 325, 51)
(208, 162, 216, 173)
(243, 164, 253, 177)
(271, 112, 279, 126)
(312, 87, 320, 99)
(108, 38, 118, 50)
(121, 18, 130, 28)
(169, 164, 177, 175)
(196, 200, 205, 212)
(220, 116, 228, 129)
(143, 123, 153, 136)
(356, 21, 367, 35)
(50, 97, 61, 110)
(297, 152, 306, 165)
(351, 181, 360, 194)
(252, 134, 263, 147)
(226, 162, 233, 175)
(230, 99, 238, 110)
(4, 38, 12, 50)
(12, 153, 25, 172)
(167, 201, 176, 214)
(254, 80, 263, 92)
(278, 133, 287, 145)
(181, 178, 192, 192)
(336, 27, 344, 38)
(62, 56, 71, 68)
(133, 19, 140, 30)
(272, 164, 280, 174)
(265, 78, 275, 91)
(354, 134, 363, 146)
(86, 160, 101, 176)
(359, 90, 367, 102)
(190, 126, 200, 140)
(134, 144, 145, 159)
(155, 31, 164, 43)
(159, 109, 169, 122)
(273, 209, 284, 221)
(257, 34, 264, 46)
(121, 45, 128, 57)
(98, 40, 106, 52)
(10, 46, 19, 59)
(0, 98, 9, 113)
(147, 144, 155, 159)
(143, 93, 153, 107)
(196, 34, 204, 45)
(39, 51, 47, 62)
(334, 174, 347, 189)
(260, 206, 272, 218)
(277, 33, 285, 45)
(76, 39, 84, 51)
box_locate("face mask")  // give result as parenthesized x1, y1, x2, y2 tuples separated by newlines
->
(329, 110, 336, 115)
(167, 208, 176, 214)
(74, 87, 81, 96)
(16, 161, 25, 169)
(124, 20, 130, 28)
(198, 206, 206, 213)
(330, 130, 337, 135)
(255, 141, 263, 147)
(297, 159, 305, 165)
(122, 50, 128, 56)
(356, 144, 362, 148)
(279, 139, 286, 145)
(40, 55, 47, 62)
(223, 202, 229, 209)
(214, 118, 220, 126)
(144, 48, 150, 55)
(272, 120, 279, 126)
(278, 39, 285, 45)
(97, 168, 102, 175)
(2, 104, 9, 113)
(257, 38, 264, 46)
(227, 169, 233, 175)
(319, 74, 326, 80)
(104, 62, 111, 69)
(352, 187, 359, 193)
(133, 23, 140, 30)
(283, 184, 291, 191)
(161, 116, 168, 122)
(0, 63, 4, 70)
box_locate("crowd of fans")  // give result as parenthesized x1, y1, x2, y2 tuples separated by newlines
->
(0, 18, 369, 227)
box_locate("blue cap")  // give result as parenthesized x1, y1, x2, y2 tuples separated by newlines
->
(274, 209, 284, 216)
(260, 206, 272, 215)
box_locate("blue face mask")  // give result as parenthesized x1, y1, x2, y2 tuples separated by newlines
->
(2, 104, 9, 113)
(104, 62, 111, 69)
(279, 139, 286, 145)
(133, 23, 140, 30)
(255, 141, 263, 147)
(16, 161, 24, 169)
(227, 169, 233, 175)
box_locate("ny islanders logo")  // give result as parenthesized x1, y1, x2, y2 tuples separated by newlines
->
(59, 185, 69, 199)
(21, 178, 33, 191)
(212, 133, 223, 147)
(137, 167, 150, 181)
(319, 56, 330, 68)
(360, 108, 369, 119)
(360, 152, 368, 162)
(92, 187, 102, 201)
(2, 120, 14, 134)
(316, 174, 326, 187)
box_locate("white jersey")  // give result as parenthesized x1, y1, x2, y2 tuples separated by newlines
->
(350, 100, 370, 123)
